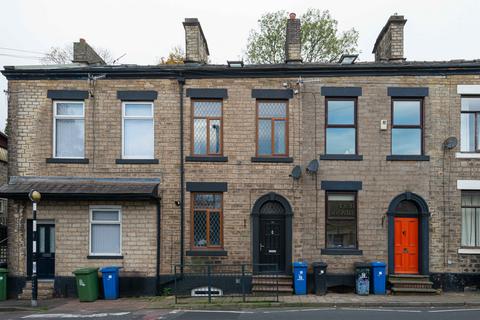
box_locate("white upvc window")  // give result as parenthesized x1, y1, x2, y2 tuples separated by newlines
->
(89, 206, 122, 256)
(122, 102, 154, 159)
(53, 101, 85, 158)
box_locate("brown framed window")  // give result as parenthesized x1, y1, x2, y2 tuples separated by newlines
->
(192, 100, 223, 156)
(326, 191, 357, 249)
(391, 98, 423, 155)
(460, 97, 480, 152)
(325, 98, 357, 154)
(191, 193, 223, 249)
(256, 100, 288, 156)
(461, 191, 480, 248)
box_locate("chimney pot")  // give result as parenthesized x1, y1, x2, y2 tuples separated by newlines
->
(289, 13, 296, 20)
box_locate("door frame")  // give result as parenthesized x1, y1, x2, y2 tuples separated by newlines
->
(251, 192, 293, 274)
(27, 220, 55, 279)
(387, 192, 429, 275)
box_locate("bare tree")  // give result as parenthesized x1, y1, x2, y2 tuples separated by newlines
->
(41, 44, 114, 64)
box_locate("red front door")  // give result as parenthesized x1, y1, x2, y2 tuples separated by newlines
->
(394, 217, 419, 274)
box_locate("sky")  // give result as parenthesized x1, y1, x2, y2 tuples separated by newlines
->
(1, 0, 479, 132)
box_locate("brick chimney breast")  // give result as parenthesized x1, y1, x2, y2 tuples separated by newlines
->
(372, 15, 407, 62)
(285, 12, 302, 64)
(183, 18, 210, 64)
(72, 38, 106, 65)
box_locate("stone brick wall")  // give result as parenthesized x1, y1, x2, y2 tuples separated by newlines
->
(374, 15, 406, 62)
(183, 18, 209, 64)
(6, 72, 480, 279)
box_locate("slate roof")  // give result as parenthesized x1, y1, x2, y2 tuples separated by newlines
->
(0, 176, 160, 200)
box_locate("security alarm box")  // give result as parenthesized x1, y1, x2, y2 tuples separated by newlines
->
(380, 120, 388, 130)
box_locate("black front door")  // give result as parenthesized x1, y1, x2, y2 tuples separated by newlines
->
(259, 216, 286, 272)
(27, 222, 55, 279)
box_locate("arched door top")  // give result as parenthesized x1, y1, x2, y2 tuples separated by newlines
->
(387, 192, 429, 217)
(252, 192, 293, 216)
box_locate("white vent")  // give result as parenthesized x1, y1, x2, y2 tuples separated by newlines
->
(191, 286, 223, 297)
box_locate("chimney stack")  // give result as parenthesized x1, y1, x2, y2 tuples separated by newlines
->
(285, 13, 302, 64)
(372, 15, 407, 62)
(72, 39, 106, 65)
(183, 18, 209, 64)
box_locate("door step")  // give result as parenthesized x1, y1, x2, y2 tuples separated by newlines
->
(388, 275, 440, 295)
(252, 275, 293, 295)
(18, 280, 55, 300)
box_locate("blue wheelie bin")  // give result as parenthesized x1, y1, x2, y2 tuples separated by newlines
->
(292, 262, 308, 295)
(100, 266, 121, 300)
(371, 261, 386, 294)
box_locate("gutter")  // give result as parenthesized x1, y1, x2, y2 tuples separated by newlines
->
(178, 76, 186, 271)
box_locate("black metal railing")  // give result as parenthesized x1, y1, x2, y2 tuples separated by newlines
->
(173, 263, 280, 303)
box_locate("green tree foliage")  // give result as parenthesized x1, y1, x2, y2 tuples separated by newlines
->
(246, 9, 359, 64)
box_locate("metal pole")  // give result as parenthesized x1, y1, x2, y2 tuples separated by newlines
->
(241, 264, 246, 303)
(31, 201, 38, 307)
(207, 265, 211, 303)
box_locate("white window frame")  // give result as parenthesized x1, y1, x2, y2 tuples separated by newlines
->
(53, 100, 85, 159)
(89, 206, 122, 256)
(122, 102, 155, 159)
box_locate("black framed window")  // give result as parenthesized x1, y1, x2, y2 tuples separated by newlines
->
(191, 193, 223, 249)
(460, 97, 480, 152)
(326, 192, 357, 249)
(325, 98, 357, 155)
(461, 191, 480, 248)
(391, 99, 423, 155)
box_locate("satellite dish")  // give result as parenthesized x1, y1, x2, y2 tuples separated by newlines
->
(290, 165, 302, 179)
(306, 159, 319, 173)
(443, 137, 458, 150)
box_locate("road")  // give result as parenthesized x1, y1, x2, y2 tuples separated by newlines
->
(2, 307, 480, 320)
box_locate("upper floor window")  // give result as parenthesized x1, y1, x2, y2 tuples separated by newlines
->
(122, 102, 154, 159)
(460, 97, 480, 152)
(325, 98, 357, 154)
(391, 99, 423, 155)
(256, 101, 288, 157)
(326, 192, 357, 249)
(191, 193, 223, 249)
(53, 101, 85, 158)
(461, 191, 480, 248)
(192, 100, 222, 156)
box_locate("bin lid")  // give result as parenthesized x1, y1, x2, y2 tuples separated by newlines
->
(100, 266, 122, 273)
(293, 261, 307, 268)
(354, 262, 370, 268)
(72, 267, 98, 275)
(312, 262, 327, 267)
(371, 261, 386, 267)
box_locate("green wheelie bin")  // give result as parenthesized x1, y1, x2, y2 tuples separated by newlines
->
(0, 267, 7, 301)
(73, 268, 99, 302)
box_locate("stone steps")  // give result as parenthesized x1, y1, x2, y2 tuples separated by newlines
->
(252, 275, 293, 294)
(388, 274, 440, 295)
(18, 280, 54, 300)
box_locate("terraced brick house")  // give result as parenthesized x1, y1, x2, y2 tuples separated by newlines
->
(1, 14, 480, 298)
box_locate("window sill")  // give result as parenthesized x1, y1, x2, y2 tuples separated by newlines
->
(87, 255, 123, 259)
(386, 155, 430, 161)
(186, 250, 228, 257)
(320, 154, 363, 161)
(321, 248, 363, 255)
(456, 153, 480, 159)
(251, 157, 293, 163)
(115, 159, 159, 164)
(46, 158, 89, 164)
(458, 248, 480, 254)
(185, 156, 228, 162)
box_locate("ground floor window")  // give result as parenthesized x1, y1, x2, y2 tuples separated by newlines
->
(191, 193, 223, 249)
(326, 192, 357, 249)
(90, 207, 122, 256)
(461, 192, 480, 247)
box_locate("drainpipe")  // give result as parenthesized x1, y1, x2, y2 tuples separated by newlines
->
(155, 198, 161, 295)
(178, 76, 186, 271)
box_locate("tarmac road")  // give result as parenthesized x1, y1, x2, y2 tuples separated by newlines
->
(3, 307, 480, 320)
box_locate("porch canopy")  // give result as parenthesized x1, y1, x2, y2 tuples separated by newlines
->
(0, 176, 160, 200)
